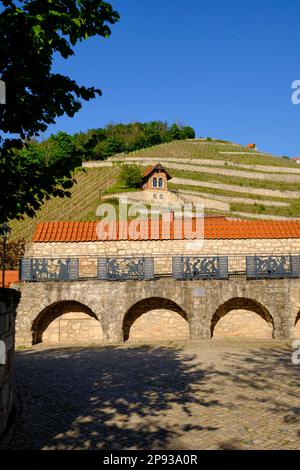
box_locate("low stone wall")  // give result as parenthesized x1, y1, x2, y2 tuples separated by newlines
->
(171, 178, 299, 199)
(22, 237, 300, 281)
(25, 238, 300, 265)
(0, 288, 20, 437)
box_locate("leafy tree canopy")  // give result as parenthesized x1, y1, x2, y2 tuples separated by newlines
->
(0, 0, 119, 224)
(73, 121, 196, 161)
(0, 0, 119, 139)
(0, 132, 81, 221)
(0, 237, 25, 269)
(120, 164, 143, 189)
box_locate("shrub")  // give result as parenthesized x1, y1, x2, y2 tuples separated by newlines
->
(180, 126, 196, 139)
(0, 238, 25, 269)
(119, 164, 143, 188)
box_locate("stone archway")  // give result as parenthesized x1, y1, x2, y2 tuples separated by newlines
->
(295, 312, 300, 339)
(211, 297, 274, 339)
(123, 297, 189, 343)
(32, 300, 103, 345)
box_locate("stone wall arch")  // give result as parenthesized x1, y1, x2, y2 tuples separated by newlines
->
(122, 297, 190, 342)
(32, 300, 103, 345)
(211, 297, 274, 339)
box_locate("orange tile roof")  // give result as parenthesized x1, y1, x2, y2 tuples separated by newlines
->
(143, 165, 155, 177)
(3, 270, 19, 287)
(142, 163, 172, 180)
(33, 219, 300, 243)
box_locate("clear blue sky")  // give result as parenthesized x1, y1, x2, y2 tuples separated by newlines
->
(47, 0, 300, 157)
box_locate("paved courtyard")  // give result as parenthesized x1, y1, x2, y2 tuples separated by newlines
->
(1, 340, 300, 450)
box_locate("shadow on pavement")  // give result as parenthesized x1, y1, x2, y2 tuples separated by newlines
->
(0, 341, 299, 450)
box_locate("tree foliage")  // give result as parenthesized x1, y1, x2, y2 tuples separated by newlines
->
(73, 121, 196, 161)
(0, 132, 81, 222)
(0, 238, 26, 269)
(0, 0, 119, 139)
(120, 164, 143, 189)
(0, 0, 119, 224)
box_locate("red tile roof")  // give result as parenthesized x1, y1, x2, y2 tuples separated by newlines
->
(143, 165, 155, 177)
(3, 270, 19, 287)
(143, 163, 172, 180)
(33, 219, 300, 243)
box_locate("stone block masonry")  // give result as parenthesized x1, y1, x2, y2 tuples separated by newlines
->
(0, 288, 20, 437)
(25, 238, 300, 259)
(15, 278, 300, 347)
(24, 238, 300, 280)
(18, 236, 300, 346)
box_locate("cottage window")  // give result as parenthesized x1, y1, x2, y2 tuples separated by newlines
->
(153, 177, 157, 188)
(158, 177, 163, 188)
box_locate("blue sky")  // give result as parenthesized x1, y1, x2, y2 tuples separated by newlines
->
(48, 0, 300, 157)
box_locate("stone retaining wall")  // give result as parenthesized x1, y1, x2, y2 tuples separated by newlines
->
(83, 158, 300, 175)
(171, 178, 299, 199)
(0, 288, 20, 437)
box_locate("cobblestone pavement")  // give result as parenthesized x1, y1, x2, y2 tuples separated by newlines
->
(1, 340, 300, 450)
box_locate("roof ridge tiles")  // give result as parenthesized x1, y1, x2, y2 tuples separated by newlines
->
(32, 219, 300, 243)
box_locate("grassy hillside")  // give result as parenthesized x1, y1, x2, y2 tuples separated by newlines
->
(11, 139, 300, 241)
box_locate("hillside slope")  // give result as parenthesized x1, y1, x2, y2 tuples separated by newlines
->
(11, 166, 119, 241)
(11, 139, 300, 241)
(105, 140, 300, 219)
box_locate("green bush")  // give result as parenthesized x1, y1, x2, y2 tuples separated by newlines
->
(120, 164, 143, 188)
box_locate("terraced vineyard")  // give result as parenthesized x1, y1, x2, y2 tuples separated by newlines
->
(11, 166, 120, 241)
(11, 139, 300, 242)
(115, 139, 297, 167)
(105, 139, 300, 219)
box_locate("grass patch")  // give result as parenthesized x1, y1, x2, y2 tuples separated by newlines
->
(168, 168, 300, 192)
(168, 182, 291, 203)
(88, 197, 154, 221)
(230, 199, 300, 217)
(103, 180, 140, 195)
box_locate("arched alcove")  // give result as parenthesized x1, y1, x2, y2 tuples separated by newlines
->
(32, 300, 103, 345)
(123, 297, 189, 343)
(211, 297, 274, 339)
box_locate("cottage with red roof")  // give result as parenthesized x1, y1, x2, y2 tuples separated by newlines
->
(247, 143, 257, 150)
(141, 163, 172, 203)
(142, 163, 171, 191)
